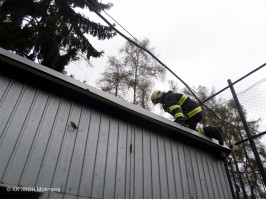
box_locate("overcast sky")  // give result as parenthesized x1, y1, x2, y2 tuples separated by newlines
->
(65, 0, 266, 141)
(66, 0, 266, 100)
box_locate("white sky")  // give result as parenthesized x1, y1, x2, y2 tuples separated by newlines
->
(66, 0, 266, 101)
(65, 0, 266, 144)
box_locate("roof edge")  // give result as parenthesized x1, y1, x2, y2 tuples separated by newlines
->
(0, 48, 231, 155)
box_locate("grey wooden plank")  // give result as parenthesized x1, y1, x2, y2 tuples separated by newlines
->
(0, 85, 36, 181)
(114, 120, 128, 199)
(91, 113, 110, 198)
(150, 132, 161, 199)
(194, 149, 209, 198)
(103, 117, 119, 198)
(3, 90, 49, 184)
(184, 145, 197, 198)
(212, 157, 225, 198)
(51, 103, 82, 193)
(77, 195, 88, 199)
(125, 122, 132, 199)
(189, 148, 204, 198)
(214, 160, 227, 198)
(217, 160, 231, 198)
(201, 153, 215, 198)
(0, 75, 12, 103)
(157, 134, 169, 199)
(0, 81, 24, 141)
(177, 143, 190, 198)
(171, 141, 184, 198)
(65, 107, 92, 195)
(222, 161, 233, 199)
(205, 153, 220, 198)
(19, 94, 61, 186)
(133, 126, 143, 199)
(79, 109, 101, 197)
(209, 155, 222, 198)
(36, 99, 71, 188)
(142, 129, 152, 199)
(78, 196, 90, 199)
(129, 124, 135, 199)
(164, 137, 177, 199)
(39, 191, 49, 199)
(222, 161, 233, 198)
(48, 192, 64, 199)
(63, 193, 78, 199)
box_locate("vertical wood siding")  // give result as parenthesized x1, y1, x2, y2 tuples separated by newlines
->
(0, 74, 232, 198)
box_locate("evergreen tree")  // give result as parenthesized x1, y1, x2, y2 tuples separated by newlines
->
(0, 0, 116, 72)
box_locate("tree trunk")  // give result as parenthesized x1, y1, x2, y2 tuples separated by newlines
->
(133, 65, 137, 104)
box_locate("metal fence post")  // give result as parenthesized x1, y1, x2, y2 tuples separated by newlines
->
(228, 79, 266, 186)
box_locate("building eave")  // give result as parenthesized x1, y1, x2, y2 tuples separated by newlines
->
(0, 48, 231, 156)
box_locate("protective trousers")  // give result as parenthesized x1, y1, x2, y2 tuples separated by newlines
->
(185, 112, 224, 145)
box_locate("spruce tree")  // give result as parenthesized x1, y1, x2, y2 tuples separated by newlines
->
(0, 0, 116, 72)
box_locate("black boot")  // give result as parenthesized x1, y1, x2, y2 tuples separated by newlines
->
(174, 117, 186, 127)
(205, 126, 224, 145)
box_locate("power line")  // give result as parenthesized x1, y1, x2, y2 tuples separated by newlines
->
(101, 7, 143, 47)
(85, 1, 204, 100)
(85, 5, 266, 181)
(88, 0, 143, 47)
(89, 0, 200, 98)
(84, 0, 263, 148)
(89, 0, 200, 97)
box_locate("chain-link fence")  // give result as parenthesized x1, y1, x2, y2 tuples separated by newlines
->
(224, 77, 266, 199)
(237, 78, 266, 135)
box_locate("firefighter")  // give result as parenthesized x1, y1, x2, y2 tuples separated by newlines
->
(151, 90, 224, 145)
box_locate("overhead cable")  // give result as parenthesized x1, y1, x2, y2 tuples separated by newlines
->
(101, 7, 143, 46)
(84, 0, 252, 137)
(85, 0, 200, 102)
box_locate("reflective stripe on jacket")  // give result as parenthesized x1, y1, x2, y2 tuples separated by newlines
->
(162, 91, 202, 121)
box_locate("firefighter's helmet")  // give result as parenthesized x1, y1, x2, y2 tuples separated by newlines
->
(151, 90, 164, 104)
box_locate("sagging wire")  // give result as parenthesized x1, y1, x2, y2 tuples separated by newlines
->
(100, 4, 143, 47)
(83, 0, 260, 151)
(84, 0, 198, 98)
(87, 6, 266, 186)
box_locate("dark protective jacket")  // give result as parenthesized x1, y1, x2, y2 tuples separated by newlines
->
(161, 92, 224, 144)
(161, 91, 202, 123)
